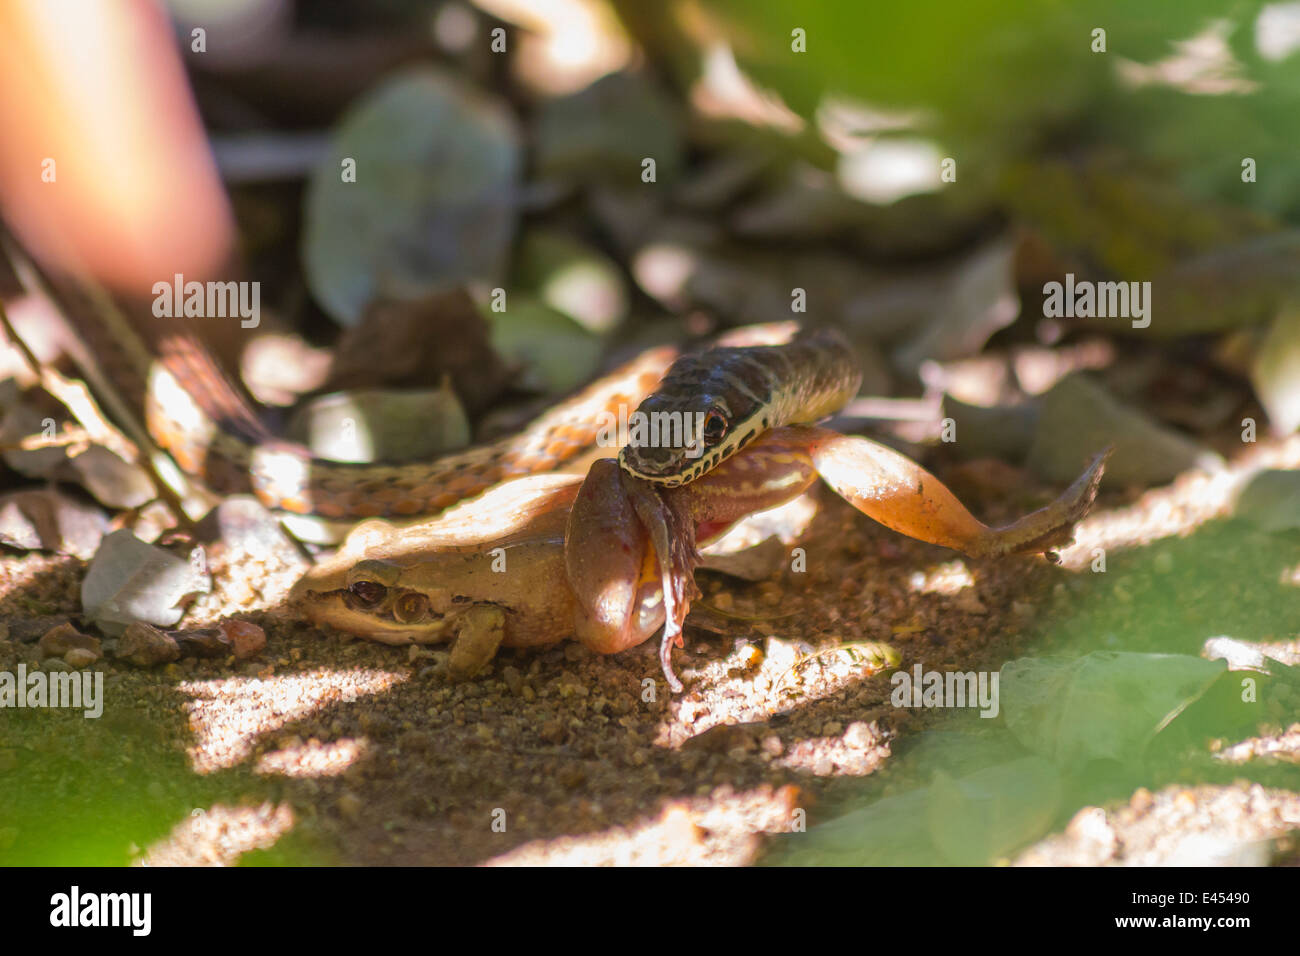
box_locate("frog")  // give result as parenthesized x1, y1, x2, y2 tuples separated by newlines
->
(291, 427, 1110, 691)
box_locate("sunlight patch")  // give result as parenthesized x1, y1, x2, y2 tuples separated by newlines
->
(255, 737, 366, 778)
(909, 560, 975, 596)
(1115, 20, 1256, 94)
(1048, 435, 1300, 570)
(485, 785, 803, 866)
(135, 801, 295, 867)
(180, 668, 404, 773)
(691, 42, 803, 133)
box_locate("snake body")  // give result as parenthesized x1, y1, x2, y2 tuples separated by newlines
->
(40, 272, 675, 519)
(34, 263, 860, 518)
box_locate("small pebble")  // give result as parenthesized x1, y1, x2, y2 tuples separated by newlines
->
(659, 803, 704, 849)
(843, 721, 874, 749)
(563, 643, 591, 662)
(337, 792, 364, 821)
(220, 619, 266, 660)
(64, 648, 99, 669)
(37, 622, 100, 659)
(501, 666, 523, 695)
(117, 622, 181, 667)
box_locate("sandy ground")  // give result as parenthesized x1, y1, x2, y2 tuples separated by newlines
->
(2, 428, 1300, 867)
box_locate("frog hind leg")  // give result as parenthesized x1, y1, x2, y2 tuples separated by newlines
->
(794, 426, 1110, 559)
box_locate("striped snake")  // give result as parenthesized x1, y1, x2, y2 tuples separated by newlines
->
(25, 265, 859, 522)
(618, 327, 862, 486)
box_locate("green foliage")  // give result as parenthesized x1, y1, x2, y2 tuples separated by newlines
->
(303, 68, 521, 325)
(1001, 652, 1225, 766)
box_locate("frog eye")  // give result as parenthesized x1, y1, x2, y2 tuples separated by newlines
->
(346, 580, 387, 609)
(702, 409, 728, 445)
(393, 592, 430, 624)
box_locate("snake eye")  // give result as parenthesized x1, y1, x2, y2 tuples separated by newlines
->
(393, 592, 430, 624)
(702, 409, 728, 445)
(346, 580, 387, 609)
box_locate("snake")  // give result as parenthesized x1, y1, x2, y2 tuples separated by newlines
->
(618, 327, 862, 486)
(23, 263, 859, 522)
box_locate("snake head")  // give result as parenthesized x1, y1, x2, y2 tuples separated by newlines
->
(617, 344, 773, 485)
(618, 393, 737, 487)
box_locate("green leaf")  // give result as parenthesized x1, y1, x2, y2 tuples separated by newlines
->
(762, 787, 942, 866)
(1000, 652, 1226, 767)
(1233, 469, 1300, 531)
(486, 297, 604, 395)
(927, 757, 1063, 865)
(303, 68, 521, 325)
(513, 231, 629, 333)
(534, 71, 683, 185)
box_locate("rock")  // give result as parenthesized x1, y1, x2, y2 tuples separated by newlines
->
(220, 620, 266, 660)
(172, 629, 230, 659)
(165, 620, 264, 661)
(843, 721, 875, 749)
(563, 642, 590, 662)
(0, 488, 108, 558)
(209, 497, 308, 571)
(538, 720, 566, 745)
(288, 386, 470, 465)
(68, 444, 155, 509)
(501, 666, 523, 695)
(337, 792, 364, 821)
(64, 647, 99, 669)
(81, 530, 211, 636)
(116, 622, 181, 667)
(952, 590, 988, 615)
(37, 622, 100, 659)
(3, 616, 71, 644)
